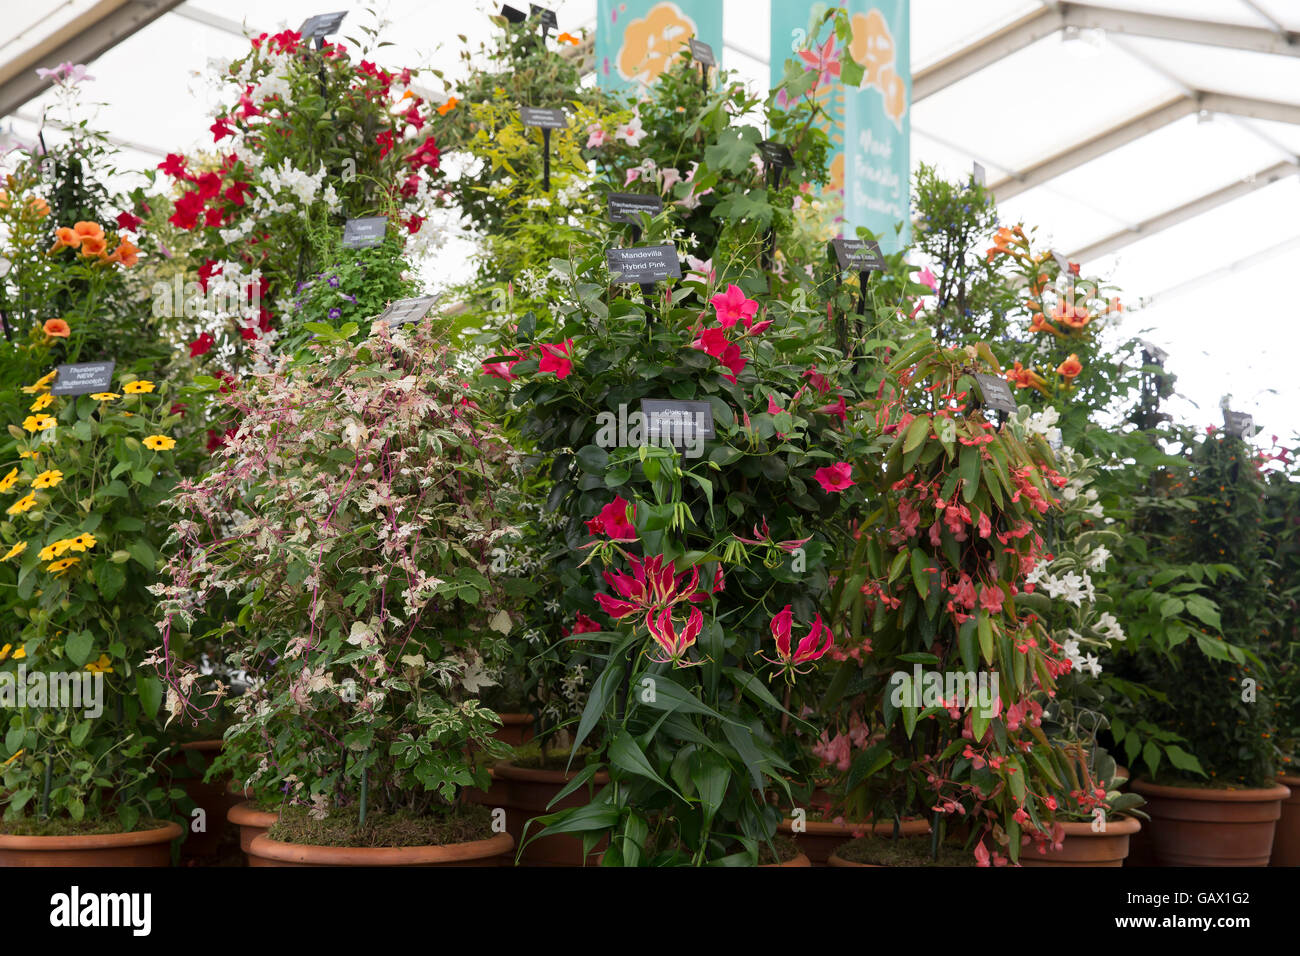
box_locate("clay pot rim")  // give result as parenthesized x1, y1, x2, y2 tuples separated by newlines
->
(1278, 772, 1300, 787)
(1051, 817, 1141, 836)
(764, 852, 810, 867)
(1130, 779, 1292, 802)
(493, 761, 610, 785)
(827, 851, 874, 867)
(247, 830, 513, 865)
(0, 820, 183, 851)
(178, 738, 223, 754)
(779, 817, 931, 837)
(496, 713, 535, 726)
(228, 800, 279, 827)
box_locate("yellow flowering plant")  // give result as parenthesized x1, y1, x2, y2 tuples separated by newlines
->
(0, 369, 202, 832)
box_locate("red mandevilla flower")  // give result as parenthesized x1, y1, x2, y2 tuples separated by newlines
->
(538, 339, 573, 379)
(585, 496, 636, 541)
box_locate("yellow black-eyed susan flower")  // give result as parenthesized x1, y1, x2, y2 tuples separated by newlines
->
(6, 493, 37, 515)
(46, 556, 80, 575)
(0, 468, 18, 493)
(68, 533, 96, 552)
(28, 393, 53, 412)
(20, 371, 57, 395)
(1, 541, 25, 561)
(38, 539, 74, 561)
(85, 654, 113, 674)
(123, 380, 154, 394)
(21, 414, 55, 433)
(31, 469, 62, 490)
(143, 434, 175, 451)
(89, 392, 119, 401)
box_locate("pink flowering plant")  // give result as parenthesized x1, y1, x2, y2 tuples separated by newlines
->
(149, 319, 530, 825)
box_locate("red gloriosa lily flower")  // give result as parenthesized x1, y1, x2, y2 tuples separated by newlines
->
(645, 605, 703, 666)
(764, 605, 834, 677)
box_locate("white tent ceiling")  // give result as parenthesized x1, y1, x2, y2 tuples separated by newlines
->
(1, 0, 1296, 440)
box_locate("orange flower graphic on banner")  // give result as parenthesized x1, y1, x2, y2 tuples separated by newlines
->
(617, 2, 696, 86)
(849, 8, 908, 130)
(849, 9, 894, 87)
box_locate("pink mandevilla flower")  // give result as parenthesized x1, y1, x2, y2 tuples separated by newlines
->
(710, 284, 759, 328)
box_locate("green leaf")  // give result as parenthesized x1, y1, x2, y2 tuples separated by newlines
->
(902, 415, 931, 453)
(575, 444, 609, 474)
(909, 548, 930, 598)
(65, 631, 93, 667)
(609, 732, 678, 796)
(137, 673, 163, 721)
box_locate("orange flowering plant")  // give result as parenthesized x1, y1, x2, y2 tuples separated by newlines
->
(0, 73, 167, 396)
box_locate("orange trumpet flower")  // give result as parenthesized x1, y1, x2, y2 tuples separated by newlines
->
(1057, 354, 1083, 380)
(42, 319, 70, 338)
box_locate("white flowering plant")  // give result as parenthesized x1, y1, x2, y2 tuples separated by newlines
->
(1008, 422, 1150, 821)
(150, 319, 530, 823)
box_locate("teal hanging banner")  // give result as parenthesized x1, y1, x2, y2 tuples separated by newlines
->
(769, 1, 910, 253)
(596, 1, 724, 92)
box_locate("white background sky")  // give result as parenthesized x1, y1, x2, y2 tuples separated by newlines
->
(3, 0, 1296, 444)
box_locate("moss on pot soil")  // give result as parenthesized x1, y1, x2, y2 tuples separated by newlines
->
(835, 835, 974, 867)
(757, 834, 801, 865)
(0, 816, 172, 837)
(268, 804, 493, 848)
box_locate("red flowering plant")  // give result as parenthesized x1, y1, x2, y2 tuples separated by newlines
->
(818, 336, 1093, 864)
(482, 230, 883, 863)
(150, 18, 449, 366)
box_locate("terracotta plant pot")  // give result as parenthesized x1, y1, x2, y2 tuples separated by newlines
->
(493, 762, 609, 866)
(827, 851, 875, 867)
(1130, 779, 1292, 866)
(228, 801, 279, 858)
(0, 821, 183, 867)
(168, 739, 241, 861)
(1019, 818, 1140, 867)
(764, 852, 811, 867)
(246, 831, 514, 867)
(778, 816, 931, 866)
(1270, 773, 1300, 867)
(464, 765, 511, 809)
(493, 713, 536, 748)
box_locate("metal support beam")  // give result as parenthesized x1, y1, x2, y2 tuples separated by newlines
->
(1067, 2, 1300, 57)
(1199, 92, 1300, 126)
(991, 92, 1300, 201)
(170, 4, 257, 38)
(0, 0, 185, 120)
(1142, 233, 1300, 307)
(991, 97, 1195, 202)
(1067, 160, 1299, 263)
(914, 5, 1063, 101)
(916, 2, 1300, 102)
